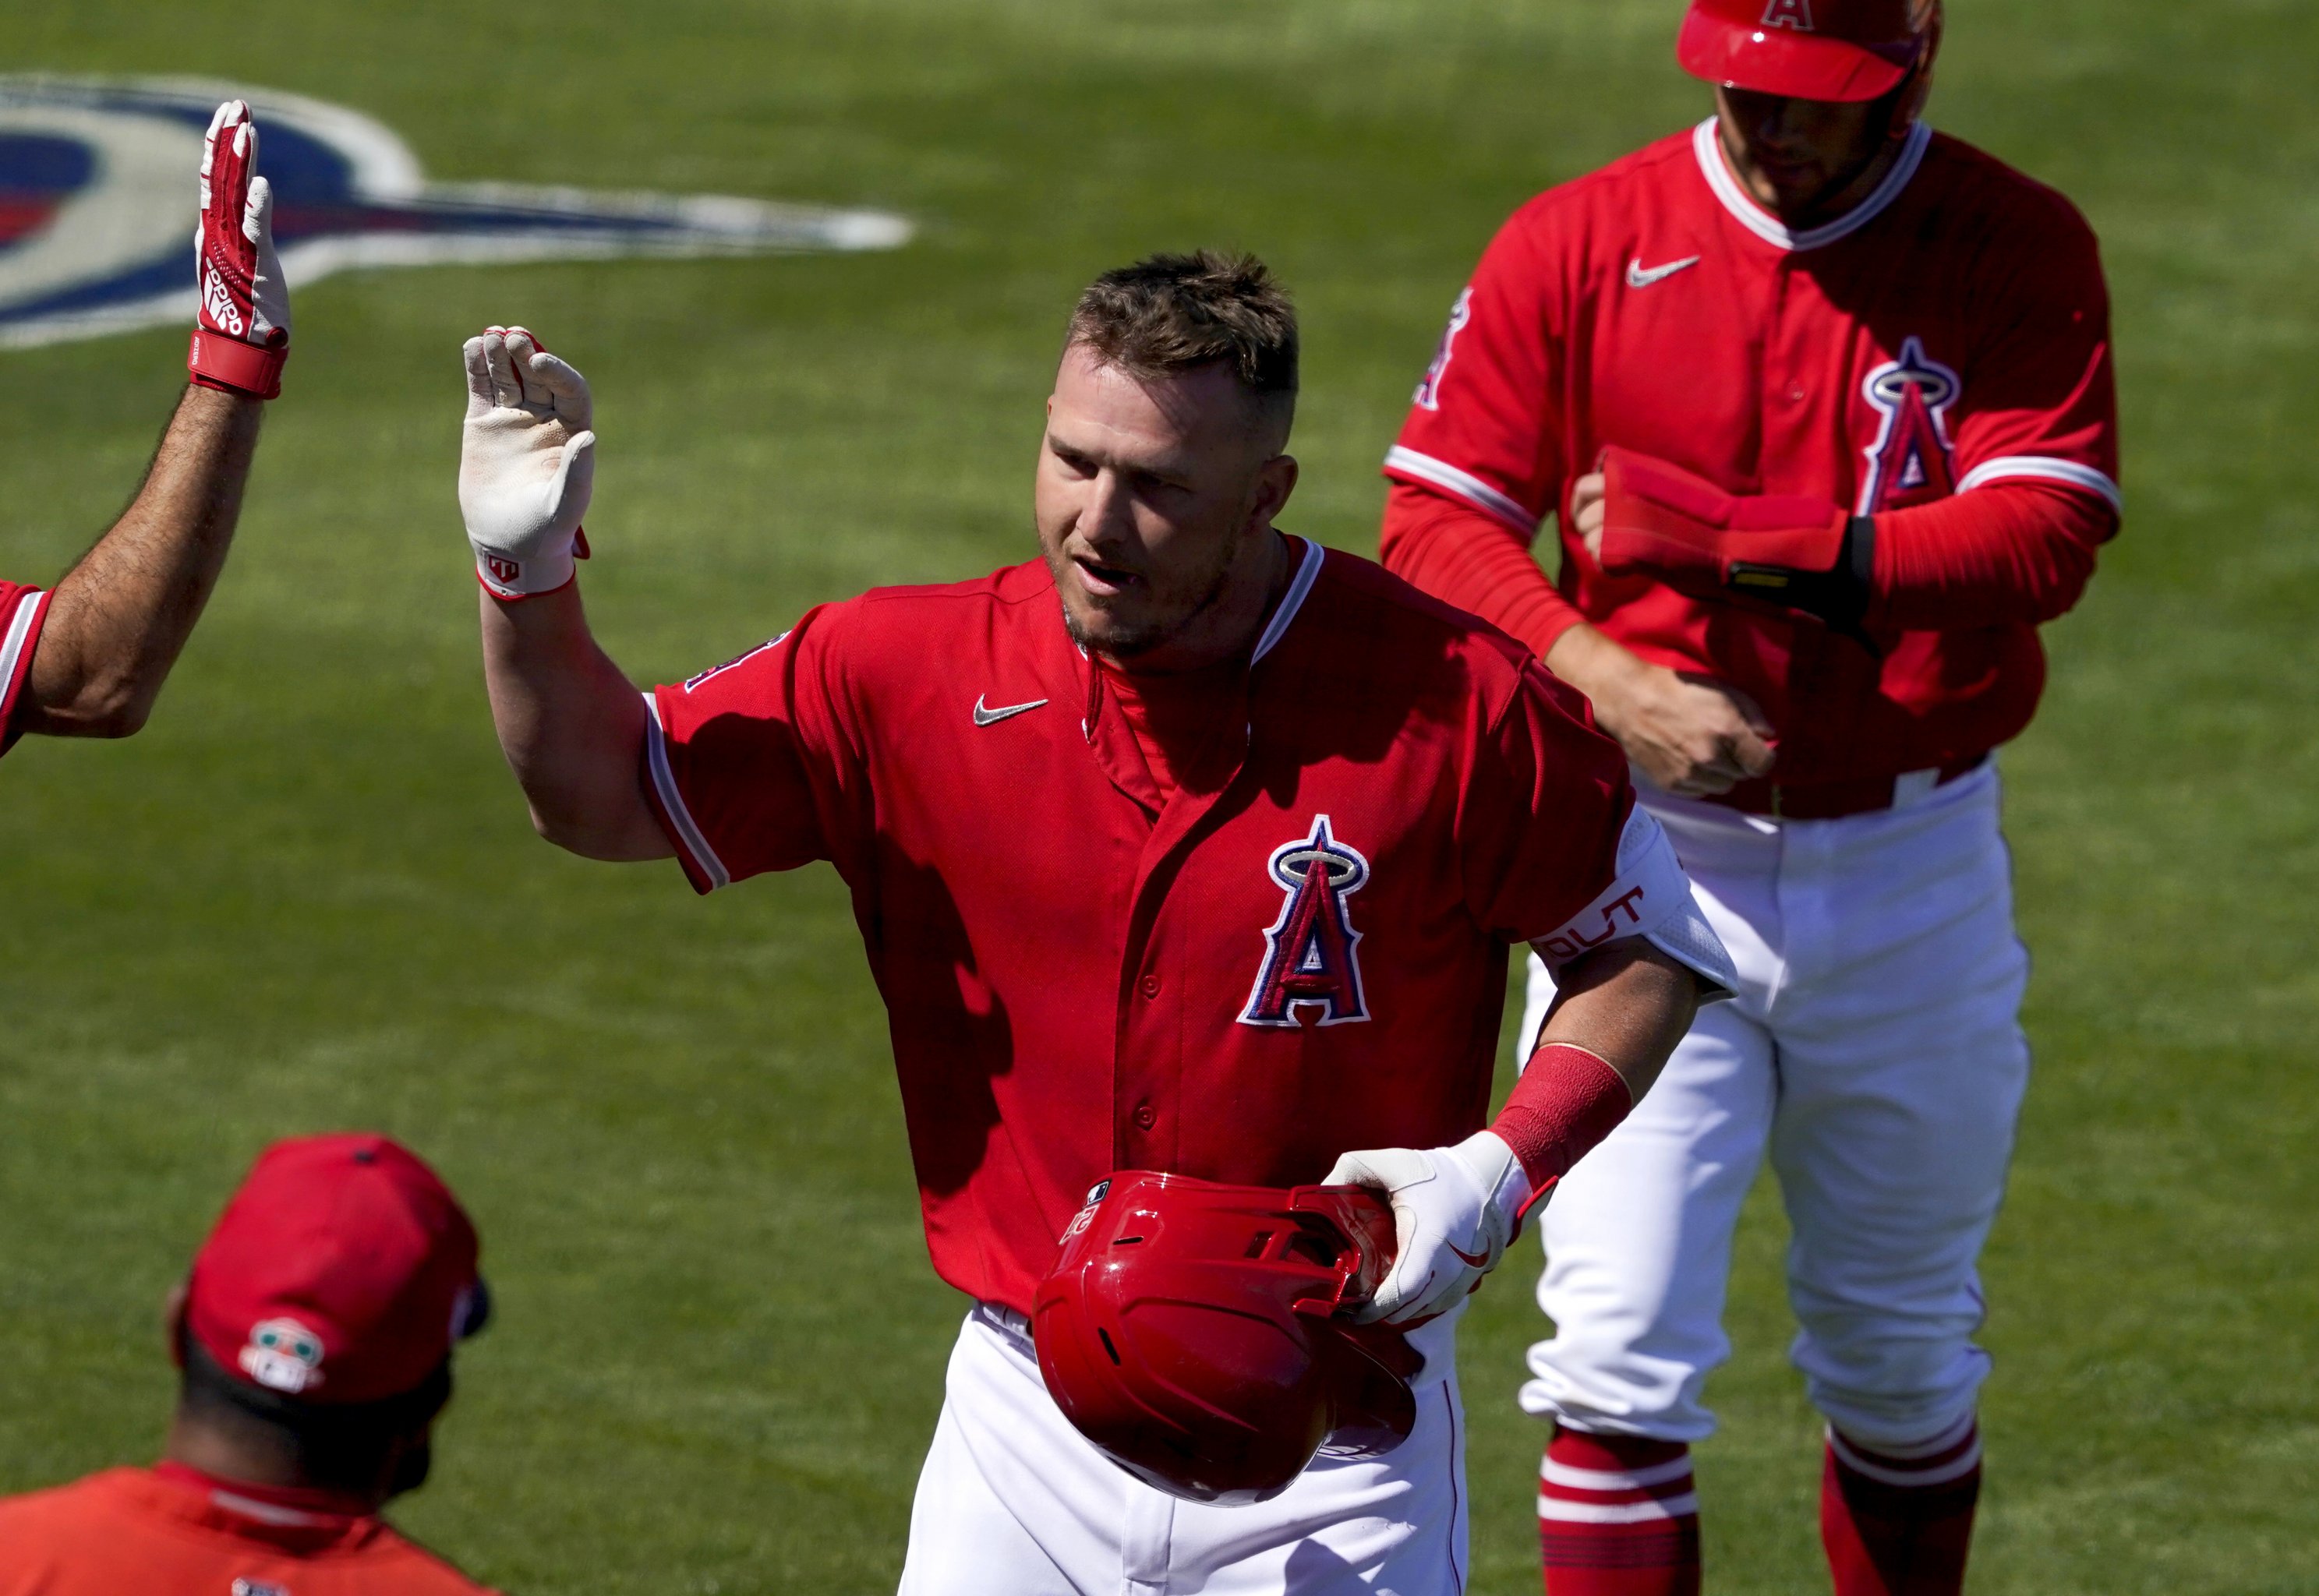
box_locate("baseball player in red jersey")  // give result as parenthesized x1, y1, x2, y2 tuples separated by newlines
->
(460, 252, 1737, 1591)
(2, 101, 289, 765)
(0, 1134, 497, 1595)
(1379, 3, 2119, 1593)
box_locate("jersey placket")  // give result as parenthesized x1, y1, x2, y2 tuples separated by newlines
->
(1088, 663, 1257, 1176)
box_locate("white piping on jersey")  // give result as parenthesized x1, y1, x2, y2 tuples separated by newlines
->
(207, 1488, 345, 1528)
(641, 691, 731, 891)
(1958, 454, 2123, 512)
(1537, 1491, 1702, 1524)
(1382, 446, 1539, 535)
(1250, 536, 1327, 666)
(0, 588, 44, 708)
(1691, 117, 1933, 252)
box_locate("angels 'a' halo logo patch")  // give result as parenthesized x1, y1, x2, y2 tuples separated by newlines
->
(239, 1315, 326, 1395)
(0, 76, 911, 350)
(1239, 814, 1373, 1029)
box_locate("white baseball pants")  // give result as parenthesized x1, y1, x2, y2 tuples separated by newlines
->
(1516, 763, 2030, 1451)
(899, 1304, 1471, 1595)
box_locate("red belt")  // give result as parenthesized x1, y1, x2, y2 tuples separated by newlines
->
(1703, 753, 1989, 821)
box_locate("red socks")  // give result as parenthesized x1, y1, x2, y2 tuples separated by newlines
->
(1538, 1427, 1702, 1595)
(1819, 1417, 1982, 1596)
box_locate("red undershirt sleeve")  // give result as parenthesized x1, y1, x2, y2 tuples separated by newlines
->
(1868, 481, 2116, 631)
(1379, 480, 1589, 662)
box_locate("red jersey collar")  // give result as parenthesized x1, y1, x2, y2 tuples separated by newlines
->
(152, 1460, 379, 1528)
(1691, 116, 1932, 252)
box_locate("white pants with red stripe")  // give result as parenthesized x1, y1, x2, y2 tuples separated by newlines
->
(899, 1304, 1472, 1595)
(1516, 763, 2029, 1452)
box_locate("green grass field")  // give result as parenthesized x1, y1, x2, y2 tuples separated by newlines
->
(2, 2, 2314, 1590)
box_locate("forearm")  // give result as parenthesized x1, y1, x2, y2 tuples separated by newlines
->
(1869, 483, 2112, 630)
(23, 386, 262, 736)
(480, 584, 670, 860)
(1379, 482, 1587, 662)
(1489, 941, 1702, 1191)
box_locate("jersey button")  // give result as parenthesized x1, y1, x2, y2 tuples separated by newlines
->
(1133, 1103, 1156, 1130)
(1140, 974, 1161, 999)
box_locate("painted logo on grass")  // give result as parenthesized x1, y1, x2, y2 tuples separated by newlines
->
(0, 76, 911, 349)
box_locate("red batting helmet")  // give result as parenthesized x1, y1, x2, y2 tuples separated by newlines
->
(1032, 1172, 1424, 1506)
(1679, 0, 1943, 112)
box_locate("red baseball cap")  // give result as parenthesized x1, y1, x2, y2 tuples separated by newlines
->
(183, 1134, 486, 1407)
(1677, 0, 1935, 103)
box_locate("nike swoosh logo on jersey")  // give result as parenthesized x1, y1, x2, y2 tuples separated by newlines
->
(1625, 255, 1702, 289)
(972, 694, 1048, 726)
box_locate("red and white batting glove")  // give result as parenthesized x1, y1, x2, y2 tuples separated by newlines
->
(186, 101, 290, 400)
(1323, 1132, 1530, 1326)
(459, 327, 596, 600)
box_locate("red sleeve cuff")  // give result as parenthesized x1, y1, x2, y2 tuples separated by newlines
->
(0, 587, 52, 756)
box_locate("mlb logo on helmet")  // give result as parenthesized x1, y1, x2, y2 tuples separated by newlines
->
(0, 76, 910, 351)
(239, 1315, 326, 1395)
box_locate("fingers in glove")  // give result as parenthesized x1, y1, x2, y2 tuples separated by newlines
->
(501, 327, 541, 404)
(462, 336, 495, 416)
(480, 329, 524, 410)
(242, 170, 268, 249)
(547, 430, 597, 522)
(527, 351, 592, 426)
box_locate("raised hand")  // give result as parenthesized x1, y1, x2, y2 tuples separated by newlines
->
(459, 327, 596, 600)
(187, 100, 290, 400)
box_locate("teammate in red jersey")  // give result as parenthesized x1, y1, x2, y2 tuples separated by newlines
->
(2, 101, 289, 766)
(1379, 3, 2118, 1593)
(0, 1134, 497, 1595)
(461, 253, 1736, 1591)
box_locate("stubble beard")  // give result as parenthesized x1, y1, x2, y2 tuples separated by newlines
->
(1056, 531, 1243, 663)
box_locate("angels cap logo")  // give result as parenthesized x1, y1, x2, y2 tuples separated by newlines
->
(1761, 0, 1815, 31)
(239, 1315, 326, 1394)
(1239, 814, 1372, 1029)
(1857, 335, 1960, 512)
(0, 76, 910, 350)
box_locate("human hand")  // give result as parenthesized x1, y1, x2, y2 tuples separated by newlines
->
(1593, 659, 1776, 796)
(186, 101, 289, 400)
(1571, 471, 1607, 562)
(460, 327, 596, 599)
(1322, 1132, 1529, 1326)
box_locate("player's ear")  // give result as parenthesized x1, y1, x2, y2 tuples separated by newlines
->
(1250, 452, 1299, 531)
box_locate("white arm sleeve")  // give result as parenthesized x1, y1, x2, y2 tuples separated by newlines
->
(1532, 805, 1735, 999)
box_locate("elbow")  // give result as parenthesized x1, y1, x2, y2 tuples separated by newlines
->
(39, 680, 157, 740)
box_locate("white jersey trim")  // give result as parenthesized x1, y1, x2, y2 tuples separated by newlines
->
(1957, 454, 2123, 512)
(1383, 446, 1540, 535)
(0, 587, 44, 709)
(1692, 118, 1932, 252)
(642, 691, 731, 892)
(1532, 806, 1737, 998)
(1251, 536, 1327, 666)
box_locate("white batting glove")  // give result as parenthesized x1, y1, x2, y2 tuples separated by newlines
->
(459, 326, 596, 599)
(186, 100, 290, 399)
(1324, 1132, 1531, 1326)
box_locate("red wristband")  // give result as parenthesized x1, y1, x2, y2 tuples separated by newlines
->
(188, 328, 286, 401)
(1490, 1042, 1634, 1203)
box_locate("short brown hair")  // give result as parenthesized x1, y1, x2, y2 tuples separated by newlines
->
(1066, 251, 1298, 440)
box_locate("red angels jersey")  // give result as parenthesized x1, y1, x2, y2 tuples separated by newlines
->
(0, 1467, 497, 1596)
(644, 540, 1667, 1313)
(1387, 121, 2119, 784)
(0, 581, 49, 757)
